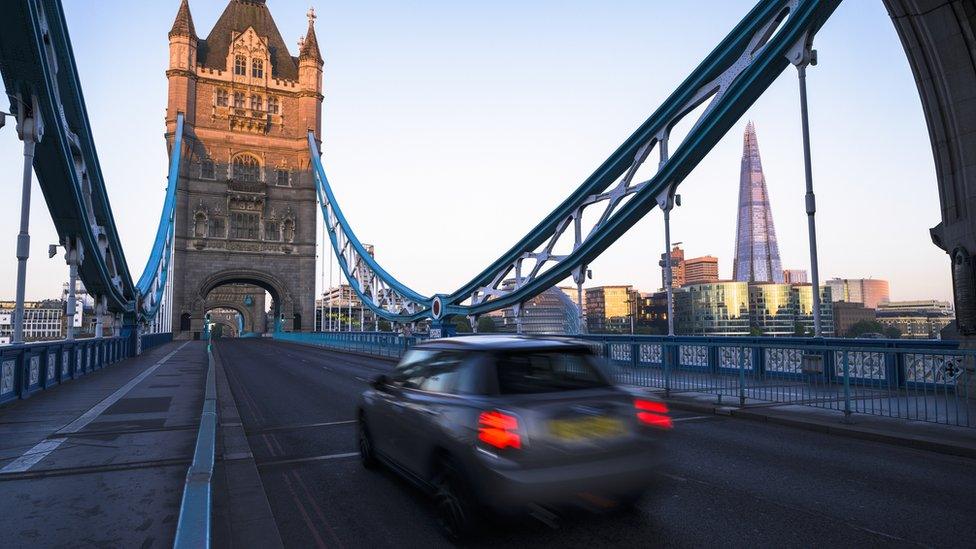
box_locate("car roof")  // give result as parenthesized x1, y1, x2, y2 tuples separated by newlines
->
(415, 334, 593, 352)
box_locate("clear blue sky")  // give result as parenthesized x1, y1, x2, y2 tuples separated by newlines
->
(0, 0, 950, 304)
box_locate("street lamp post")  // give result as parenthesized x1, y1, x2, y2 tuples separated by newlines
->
(10, 97, 43, 345)
(657, 190, 680, 337)
(790, 37, 823, 337)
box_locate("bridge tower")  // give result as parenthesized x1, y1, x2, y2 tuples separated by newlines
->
(165, 0, 323, 338)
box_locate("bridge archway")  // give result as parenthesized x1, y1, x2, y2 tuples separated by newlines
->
(181, 268, 298, 339)
(886, 0, 976, 337)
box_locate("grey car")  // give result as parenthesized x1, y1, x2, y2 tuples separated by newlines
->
(357, 335, 672, 539)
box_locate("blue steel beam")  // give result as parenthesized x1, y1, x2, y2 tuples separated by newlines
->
(310, 0, 841, 323)
(0, 0, 182, 325)
(0, 0, 135, 313)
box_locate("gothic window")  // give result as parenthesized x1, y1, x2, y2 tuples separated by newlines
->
(216, 89, 228, 107)
(252, 59, 264, 79)
(250, 94, 262, 111)
(209, 216, 225, 238)
(232, 154, 260, 182)
(276, 169, 290, 187)
(231, 212, 260, 240)
(233, 92, 245, 109)
(200, 160, 215, 179)
(193, 212, 207, 238)
(265, 220, 279, 241)
(282, 218, 295, 243)
(268, 96, 280, 114)
(234, 55, 247, 76)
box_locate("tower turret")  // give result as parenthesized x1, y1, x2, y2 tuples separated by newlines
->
(167, 0, 198, 127)
(298, 8, 323, 138)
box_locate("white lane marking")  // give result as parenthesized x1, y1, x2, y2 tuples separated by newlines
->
(258, 451, 359, 468)
(0, 342, 191, 474)
(672, 415, 711, 423)
(0, 438, 68, 473)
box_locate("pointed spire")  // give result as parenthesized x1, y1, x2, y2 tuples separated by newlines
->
(299, 7, 322, 62)
(169, 0, 196, 39)
(732, 121, 783, 283)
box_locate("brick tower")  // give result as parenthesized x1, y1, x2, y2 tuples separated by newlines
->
(165, 0, 323, 338)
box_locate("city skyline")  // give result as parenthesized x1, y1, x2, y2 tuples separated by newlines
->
(0, 0, 951, 304)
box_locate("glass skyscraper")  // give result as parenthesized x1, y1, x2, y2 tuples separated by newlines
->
(733, 121, 784, 283)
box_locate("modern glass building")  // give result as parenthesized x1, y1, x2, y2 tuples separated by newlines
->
(675, 281, 834, 336)
(497, 286, 581, 335)
(675, 282, 751, 336)
(733, 122, 784, 283)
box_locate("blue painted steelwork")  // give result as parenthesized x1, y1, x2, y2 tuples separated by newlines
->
(309, 0, 842, 323)
(280, 332, 975, 428)
(308, 140, 432, 321)
(173, 343, 217, 549)
(275, 330, 425, 360)
(0, 1, 182, 328)
(136, 113, 184, 322)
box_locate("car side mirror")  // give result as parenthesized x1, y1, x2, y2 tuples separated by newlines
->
(371, 374, 389, 391)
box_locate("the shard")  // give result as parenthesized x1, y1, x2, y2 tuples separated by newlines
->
(733, 121, 784, 283)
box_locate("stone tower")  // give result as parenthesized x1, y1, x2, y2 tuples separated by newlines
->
(165, 0, 323, 338)
(732, 121, 784, 284)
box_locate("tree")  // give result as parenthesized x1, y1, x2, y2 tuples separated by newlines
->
(883, 325, 901, 339)
(477, 316, 497, 333)
(846, 319, 888, 338)
(793, 322, 808, 337)
(450, 316, 472, 334)
(378, 319, 392, 332)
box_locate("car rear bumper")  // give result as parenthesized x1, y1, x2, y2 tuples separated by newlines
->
(472, 446, 662, 508)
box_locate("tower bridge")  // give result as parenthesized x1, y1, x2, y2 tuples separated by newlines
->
(0, 1, 975, 547)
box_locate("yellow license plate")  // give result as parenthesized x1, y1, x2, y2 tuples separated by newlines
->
(549, 416, 624, 441)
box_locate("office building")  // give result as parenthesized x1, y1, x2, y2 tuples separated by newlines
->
(733, 122, 784, 283)
(783, 269, 808, 284)
(659, 246, 686, 289)
(876, 300, 954, 339)
(0, 300, 65, 344)
(498, 286, 580, 335)
(585, 285, 639, 333)
(832, 301, 878, 337)
(675, 281, 833, 336)
(676, 282, 751, 336)
(684, 256, 719, 285)
(825, 278, 890, 309)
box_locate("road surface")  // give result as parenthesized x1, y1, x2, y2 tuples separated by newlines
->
(215, 338, 976, 548)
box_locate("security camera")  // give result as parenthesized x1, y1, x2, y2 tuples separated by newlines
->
(48, 244, 58, 259)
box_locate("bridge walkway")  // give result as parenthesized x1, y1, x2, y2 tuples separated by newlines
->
(0, 340, 208, 548)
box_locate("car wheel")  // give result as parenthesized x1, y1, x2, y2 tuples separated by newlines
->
(433, 459, 479, 541)
(358, 417, 378, 470)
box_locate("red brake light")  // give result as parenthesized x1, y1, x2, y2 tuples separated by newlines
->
(634, 399, 672, 429)
(478, 410, 521, 450)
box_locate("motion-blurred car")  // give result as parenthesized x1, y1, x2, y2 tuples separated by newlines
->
(356, 335, 672, 539)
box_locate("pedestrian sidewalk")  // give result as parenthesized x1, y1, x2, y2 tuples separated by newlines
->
(654, 388, 976, 459)
(0, 340, 209, 548)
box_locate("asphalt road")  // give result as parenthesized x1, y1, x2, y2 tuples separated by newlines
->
(216, 338, 976, 548)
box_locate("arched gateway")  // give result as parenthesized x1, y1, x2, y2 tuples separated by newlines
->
(165, 0, 323, 339)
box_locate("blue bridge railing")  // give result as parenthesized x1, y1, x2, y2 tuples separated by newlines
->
(0, 332, 173, 407)
(275, 331, 974, 428)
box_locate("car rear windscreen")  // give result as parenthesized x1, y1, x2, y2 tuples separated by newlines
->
(494, 351, 610, 394)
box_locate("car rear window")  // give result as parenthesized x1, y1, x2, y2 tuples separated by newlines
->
(493, 351, 610, 394)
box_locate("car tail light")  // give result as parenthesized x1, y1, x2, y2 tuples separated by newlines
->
(478, 410, 521, 450)
(634, 399, 672, 430)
